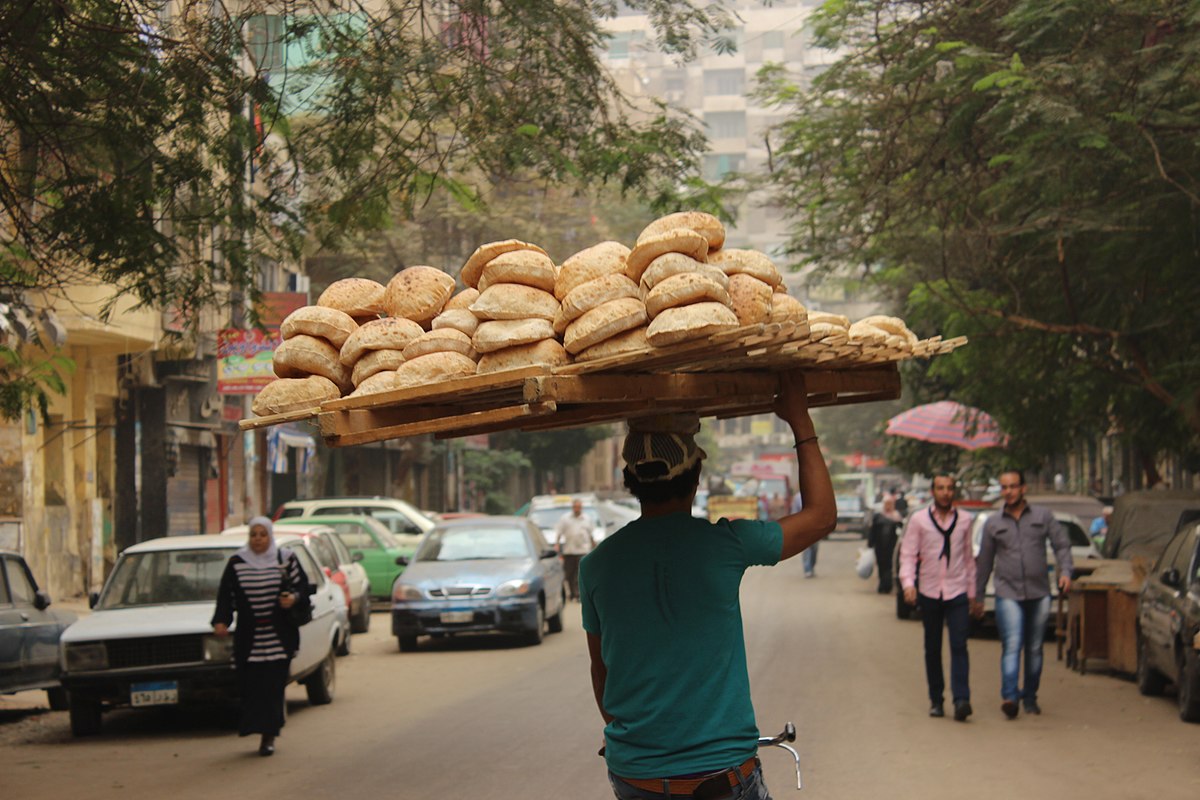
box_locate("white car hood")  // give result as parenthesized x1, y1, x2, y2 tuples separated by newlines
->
(61, 603, 220, 644)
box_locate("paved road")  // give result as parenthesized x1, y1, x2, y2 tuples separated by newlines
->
(2, 537, 1197, 799)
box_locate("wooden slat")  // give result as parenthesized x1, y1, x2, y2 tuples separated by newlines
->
(238, 407, 321, 430)
(322, 402, 557, 446)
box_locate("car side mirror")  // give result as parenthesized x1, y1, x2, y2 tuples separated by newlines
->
(1162, 568, 1182, 589)
(88, 591, 100, 609)
(395, 555, 410, 567)
(352, 552, 364, 562)
(34, 590, 51, 610)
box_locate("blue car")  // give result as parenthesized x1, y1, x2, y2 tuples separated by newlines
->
(390, 516, 565, 651)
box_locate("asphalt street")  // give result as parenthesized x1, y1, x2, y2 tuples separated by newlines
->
(1, 536, 1197, 799)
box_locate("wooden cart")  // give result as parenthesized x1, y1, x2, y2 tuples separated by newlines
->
(240, 318, 967, 445)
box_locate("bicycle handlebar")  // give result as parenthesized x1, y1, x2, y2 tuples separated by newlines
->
(757, 722, 802, 790)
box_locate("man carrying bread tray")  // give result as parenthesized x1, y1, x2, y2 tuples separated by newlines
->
(580, 370, 835, 800)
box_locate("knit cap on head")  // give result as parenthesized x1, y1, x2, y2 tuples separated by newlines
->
(622, 413, 707, 482)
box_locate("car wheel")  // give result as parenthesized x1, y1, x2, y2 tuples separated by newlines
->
(351, 601, 371, 634)
(46, 686, 69, 711)
(68, 692, 102, 737)
(547, 589, 566, 634)
(336, 628, 352, 657)
(1178, 643, 1200, 723)
(304, 651, 336, 706)
(523, 603, 545, 646)
(397, 634, 419, 653)
(1136, 631, 1167, 696)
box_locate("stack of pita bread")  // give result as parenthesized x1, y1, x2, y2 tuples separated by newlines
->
(554, 242, 649, 362)
(460, 241, 571, 374)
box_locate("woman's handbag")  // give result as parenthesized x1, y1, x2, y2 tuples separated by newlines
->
(277, 551, 314, 626)
(855, 547, 876, 579)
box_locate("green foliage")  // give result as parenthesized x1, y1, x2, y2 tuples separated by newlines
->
(757, 0, 1200, 479)
(493, 426, 612, 492)
(456, 445, 531, 515)
(0, 347, 74, 422)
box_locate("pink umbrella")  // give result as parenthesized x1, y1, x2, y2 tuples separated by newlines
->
(885, 401, 1008, 451)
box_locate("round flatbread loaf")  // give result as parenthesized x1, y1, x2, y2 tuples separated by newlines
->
(273, 334, 352, 392)
(575, 326, 650, 362)
(857, 314, 919, 345)
(472, 318, 556, 353)
(394, 352, 478, 389)
(461, 240, 549, 289)
(351, 349, 406, 387)
(348, 370, 399, 398)
(769, 294, 808, 325)
(555, 241, 630, 300)
(340, 317, 425, 365)
(706, 249, 783, 287)
(807, 311, 850, 329)
(638, 252, 729, 292)
(317, 278, 386, 317)
(645, 302, 739, 347)
(469, 283, 560, 321)
(644, 273, 732, 320)
(402, 328, 475, 360)
(252, 376, 341, 416)
(563, 297, 647, 355)
(478, 250, 557, 294)
(848, 320, 889, 345)
(636, 211, 725, 251)
(552, 304, 570, 336)
(560, 274, 641, 324)
(280, 306, 358, 349)
(625, 229, 709, 284)
(477, 339, 570, 374)
(727, 273, 773, 326)
(444, 288, 480, 311)
(384, 266, 456, 326)
(431, 308, 480, 337)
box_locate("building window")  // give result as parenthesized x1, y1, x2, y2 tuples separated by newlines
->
(704, 153, 746, 181)
(704, 69, 745, 96)
(705, 111, 746, 140)
(762, 31, 785, 50)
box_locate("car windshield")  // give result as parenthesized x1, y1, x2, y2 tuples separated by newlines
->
(415, 527, 532, 562)
(836, 495, 864, 512)
(98, 548, 237, 609)
(529, 507, 600, 530)
(309, 517, 402, 550)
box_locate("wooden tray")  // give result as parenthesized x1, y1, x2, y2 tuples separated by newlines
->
(239, 320, 966, 446)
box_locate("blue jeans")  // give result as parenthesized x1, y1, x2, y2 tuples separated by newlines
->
(995, 595, 1051, 703)
(608, 766, 772, 800)
(802, 544, 818, 575)
(916, 593, 970, 705)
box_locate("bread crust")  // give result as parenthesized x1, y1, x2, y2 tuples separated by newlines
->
(636, 211, 725, 251)
(644, 273, 732, 320)
(645, 301, 740, 347)
(625, 229, 709, 284)
(273, 334, 353, 392)
(469, 283, 560, 321)
(476, 339, 570, 373)
(339, 317, 425, 366)
(472, 318, 556, 353)
(280, 306, 358, 349)
(317, 278, 387, 317)
(555, 241, 631, 300)
(563, 297, 647, 355)
(384, 266, 456, 326)
(252, 375, 341, 416)
(461, 240, 549, 289)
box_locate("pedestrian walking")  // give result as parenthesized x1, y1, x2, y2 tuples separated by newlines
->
(897, 473, 976, 721)
(212, 516, 312, 756)
(973, 469, 1073, 718)
(867, 511, 899, 594)
(579, 370, 836, 800)
(791, 488, 819, 578)
(556, 498, 596, 601)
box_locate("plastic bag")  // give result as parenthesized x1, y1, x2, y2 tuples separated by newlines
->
(855, 547, 876, 579)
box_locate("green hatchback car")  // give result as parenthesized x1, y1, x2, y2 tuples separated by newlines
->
(278, 515, 416, 601)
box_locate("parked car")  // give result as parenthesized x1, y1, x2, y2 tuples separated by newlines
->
(1136, 520, 1200, 722)
(273, 521, 371, 633)
(0, 551, 76, 709)
(834, 494, 871, 537)
(1105, 490, 1200, 561)
(221, 526, 353, 656)
(274, 497, 435, 548)
(391, 516, 565, 651)
(526, 493, 639, 547)
(294, 514, 415, 602)
(59, 534, 341, 736)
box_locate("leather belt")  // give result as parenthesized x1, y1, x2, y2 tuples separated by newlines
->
(616, 756, 759, 796)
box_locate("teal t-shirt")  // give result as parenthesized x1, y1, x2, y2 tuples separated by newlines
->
(579, 511, 783, 778)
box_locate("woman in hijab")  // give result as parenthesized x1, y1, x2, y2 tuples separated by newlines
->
(212, 516, 312, 756)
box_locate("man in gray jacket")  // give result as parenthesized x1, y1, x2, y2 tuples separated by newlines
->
(973, 469, 1073, 719)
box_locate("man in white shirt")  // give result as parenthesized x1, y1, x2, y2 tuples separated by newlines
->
(556, 499, 596, 601)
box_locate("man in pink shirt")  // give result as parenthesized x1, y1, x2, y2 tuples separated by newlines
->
(898, 473, 977, 721)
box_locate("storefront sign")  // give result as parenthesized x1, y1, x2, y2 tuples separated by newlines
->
(217, 328, 279, 394)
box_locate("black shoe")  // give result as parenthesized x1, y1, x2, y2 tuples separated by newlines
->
(1001, 700, 1019, 720)
(1023, 699, 1041, 715)
(953, 701, 973, 722)
(929, 703, 945, 718)
(259, 735, 275, 756)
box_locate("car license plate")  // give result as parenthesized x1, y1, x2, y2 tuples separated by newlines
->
(130, 680, 178, 707)
(440, 611, 473, 624)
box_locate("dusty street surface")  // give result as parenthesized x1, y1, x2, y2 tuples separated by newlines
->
(2, 537, 1197, 799)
